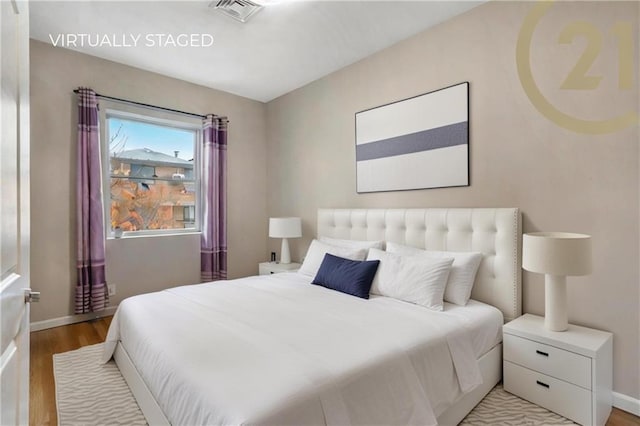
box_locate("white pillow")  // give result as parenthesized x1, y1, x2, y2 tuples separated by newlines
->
(299, 239, 368, 277)
(366, 248, 453, 311)
(318, 236, 384, 251)
(386, 242, 483, 306)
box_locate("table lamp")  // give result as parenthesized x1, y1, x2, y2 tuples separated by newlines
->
(269, 217, 302, 264)
(522, 232, 592, 331)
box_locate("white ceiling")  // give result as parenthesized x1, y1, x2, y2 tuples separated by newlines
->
(30, 1, 482, 102)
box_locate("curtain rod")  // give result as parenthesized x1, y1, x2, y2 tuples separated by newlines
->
(73, 89, 207, 119)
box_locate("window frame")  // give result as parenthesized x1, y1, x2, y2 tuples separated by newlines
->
(99, 103, 202, 238)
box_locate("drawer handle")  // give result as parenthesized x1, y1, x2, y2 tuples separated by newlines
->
(535, 350, 549, 357)
(536, 380, 550, 389)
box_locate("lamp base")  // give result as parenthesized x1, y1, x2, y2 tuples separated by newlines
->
(280, 238, 292, 264)
(545, 274, 568, 331)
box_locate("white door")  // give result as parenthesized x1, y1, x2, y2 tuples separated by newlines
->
(0, 0, 31, 424)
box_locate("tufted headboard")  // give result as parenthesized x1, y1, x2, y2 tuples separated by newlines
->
(317, 208, 522, 322)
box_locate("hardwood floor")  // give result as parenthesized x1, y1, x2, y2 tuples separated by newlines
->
(608, 409, 640, 426)
(30, 317, 639, 426)
(30, 316, 112, 426)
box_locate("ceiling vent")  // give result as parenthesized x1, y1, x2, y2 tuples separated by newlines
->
(211, 0, 264, 23)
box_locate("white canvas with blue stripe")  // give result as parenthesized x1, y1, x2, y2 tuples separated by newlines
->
(356, 82, 469, 193)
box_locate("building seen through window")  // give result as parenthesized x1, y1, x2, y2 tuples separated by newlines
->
(107, 115, 198, 234)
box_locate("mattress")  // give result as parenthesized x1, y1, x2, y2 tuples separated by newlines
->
(441, 299, 504, 359)
(103, 272, 503, 426)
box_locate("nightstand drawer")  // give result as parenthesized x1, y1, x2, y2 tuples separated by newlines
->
(259, 264, 275, 275)
(504, 361, 591, 425)
(259, 262, 301, 276)
(504, 333, 591, 389)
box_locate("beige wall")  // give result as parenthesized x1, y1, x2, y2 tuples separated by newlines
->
(266, 1, 639, 399)
(30, 40, 268, 322)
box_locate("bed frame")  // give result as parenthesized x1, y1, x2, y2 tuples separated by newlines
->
(115, 207, 521, 425)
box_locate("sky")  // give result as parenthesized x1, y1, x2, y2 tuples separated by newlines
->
(108, 117, 195, 161)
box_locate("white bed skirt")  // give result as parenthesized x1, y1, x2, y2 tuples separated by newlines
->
(437, 343, 502, 425)
(114, 341, 502, 426)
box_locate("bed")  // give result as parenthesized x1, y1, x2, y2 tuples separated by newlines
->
(103, 208, 522, 425)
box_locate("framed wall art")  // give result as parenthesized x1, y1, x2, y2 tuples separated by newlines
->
(355, 81, 469, 193)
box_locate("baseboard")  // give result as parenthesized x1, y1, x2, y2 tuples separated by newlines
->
(31, 306, 118, 332)
(613, 391, 640, 416)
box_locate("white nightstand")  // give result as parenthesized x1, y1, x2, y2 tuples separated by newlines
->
(258, 262, 301, 275)
(503, 314, 612, 426)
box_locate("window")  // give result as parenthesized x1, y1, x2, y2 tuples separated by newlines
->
(129, 164, 156, 179)
(183, 205, 196, 225)
(104, 111, 200, 236)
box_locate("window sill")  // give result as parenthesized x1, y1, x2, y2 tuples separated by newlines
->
(107, 231, 201, 240)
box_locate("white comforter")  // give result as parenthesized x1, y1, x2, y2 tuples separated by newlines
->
(103, 273, 485, 425)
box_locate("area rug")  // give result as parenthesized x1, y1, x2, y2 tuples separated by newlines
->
(53, 343, 146, 426)
(459, 384, 574, 426)
(53, 343, 574, 426)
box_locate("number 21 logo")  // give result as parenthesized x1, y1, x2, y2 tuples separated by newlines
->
(517, 1, 638, 134)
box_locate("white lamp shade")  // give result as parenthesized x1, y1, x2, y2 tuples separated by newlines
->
(522, 232, 592, 276)
(269, 217, 302, 239)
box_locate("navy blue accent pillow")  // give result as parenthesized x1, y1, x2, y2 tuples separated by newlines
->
(311, 253, 380, 299)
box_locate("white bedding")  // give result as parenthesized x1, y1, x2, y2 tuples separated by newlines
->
(443, 299, 504, 359)
(103, 272, 503, 426)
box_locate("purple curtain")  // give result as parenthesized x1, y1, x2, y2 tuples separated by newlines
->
(201, 114, 228, 282)
(75, 88, 108, 313)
